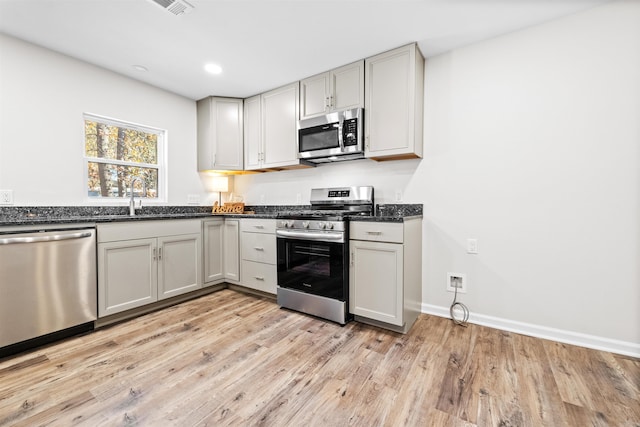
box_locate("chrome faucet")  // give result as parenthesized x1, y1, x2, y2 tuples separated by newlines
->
(129, 177, 146, 216)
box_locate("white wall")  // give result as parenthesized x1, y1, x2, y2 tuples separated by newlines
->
(0, 33, 210, 206)
(235, 0, 640, 351)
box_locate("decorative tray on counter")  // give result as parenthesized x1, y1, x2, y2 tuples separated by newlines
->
(211, 202, 254, 215)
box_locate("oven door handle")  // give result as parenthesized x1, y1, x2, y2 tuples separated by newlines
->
(276, 229, 344, 243)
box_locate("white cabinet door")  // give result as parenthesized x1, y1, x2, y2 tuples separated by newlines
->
(300, 73, 329, 119)
(300, 60, 364, 120)
(243, 94, 263, 170)
(203, 219, 224, 285)
(350, 240, 404, 326)
(98, 238, 158, 317)
(157, 233, 202, 300)
(261, 82, 299, 168)
(365, 44, 423, 160)
(197, 97, 244, 171)
(223, 219, 240, 283)
(331, 60, 364, 112)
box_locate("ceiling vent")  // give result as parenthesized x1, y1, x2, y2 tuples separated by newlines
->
(148, 0, 194, 16)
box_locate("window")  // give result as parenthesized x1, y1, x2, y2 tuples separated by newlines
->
(84, 114, 165, 200)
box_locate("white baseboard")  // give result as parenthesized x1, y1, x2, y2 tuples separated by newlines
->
(421, 303, 640, 358)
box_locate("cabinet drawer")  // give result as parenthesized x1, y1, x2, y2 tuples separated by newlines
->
(98, 220, 201, 242)
(240, 218, 276, 234)
(241, 232, 276, 264)
(241, 260, 277, 294)
(350, 222, 403, 243)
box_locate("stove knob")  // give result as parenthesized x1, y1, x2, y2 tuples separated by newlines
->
(302, 221, 310, 229)
(319, 222, 326, 229)
(326, 222, 334, 230)
(288, 221, 295, 228)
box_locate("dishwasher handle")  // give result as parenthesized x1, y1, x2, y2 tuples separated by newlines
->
(0, 231, 93, 245)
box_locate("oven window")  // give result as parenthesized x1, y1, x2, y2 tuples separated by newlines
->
(277, 238, 347, 300)
(299, 124, 339, 152)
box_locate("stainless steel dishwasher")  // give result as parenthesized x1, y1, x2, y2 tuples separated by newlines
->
(0, 226, 97, 355)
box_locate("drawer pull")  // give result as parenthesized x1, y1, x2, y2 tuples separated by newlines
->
(254, 225, 264, 229)
(366, 231, 383, 235)
(254, 247, 264, 251)
(254, 276, 265, 281)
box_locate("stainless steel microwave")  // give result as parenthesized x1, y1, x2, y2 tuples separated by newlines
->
(297, 108, 364, 164)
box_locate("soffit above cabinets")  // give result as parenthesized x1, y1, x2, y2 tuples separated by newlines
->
(0, 0, 612, 100)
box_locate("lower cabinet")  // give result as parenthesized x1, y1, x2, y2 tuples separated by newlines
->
(203, 218, 224, 285)
(97, 220, 202, 317)
(350, 239, 404, 326)
(349, 218, 422, 333)
(223, 219, 240, 283)
(203, 218, 240, 285)
(239, 218, 277, 294)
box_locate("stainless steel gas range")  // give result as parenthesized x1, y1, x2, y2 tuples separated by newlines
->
(276, 186, 374, 325)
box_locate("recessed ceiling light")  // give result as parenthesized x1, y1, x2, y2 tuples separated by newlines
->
(204, 63, 222, 75)
(132, 65, 148, 72)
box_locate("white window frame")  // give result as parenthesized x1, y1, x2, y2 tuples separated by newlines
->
(83, 113, 168, 204)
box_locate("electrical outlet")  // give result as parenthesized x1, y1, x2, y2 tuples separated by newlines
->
(447, 272, 467, 293)
(395, 190, 402, 202)
(187, 194, 200, 205)
(467, 238, 478, 254)
(0, 190, 14, 205)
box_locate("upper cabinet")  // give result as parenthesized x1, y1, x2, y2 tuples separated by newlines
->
(197, 97, 244, 171)
(244, 82, 310, 171)
(364, 44, 424, 161)
(300, 60, 364, 119)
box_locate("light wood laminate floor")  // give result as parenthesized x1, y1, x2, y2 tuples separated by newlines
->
(0, 290, 638, 426)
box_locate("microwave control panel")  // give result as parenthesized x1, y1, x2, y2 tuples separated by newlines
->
(343, 118, 358, 146)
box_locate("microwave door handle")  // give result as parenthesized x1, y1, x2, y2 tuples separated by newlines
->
(338, 116, 345, 152)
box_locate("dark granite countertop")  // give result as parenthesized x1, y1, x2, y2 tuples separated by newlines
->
(0, 204, 422, 227)
(349, 214, 423, 223)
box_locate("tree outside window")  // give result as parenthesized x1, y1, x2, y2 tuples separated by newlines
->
(84, 114, 165, 199)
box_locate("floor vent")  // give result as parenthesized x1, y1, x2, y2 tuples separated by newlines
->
(148, 0, 194, 16)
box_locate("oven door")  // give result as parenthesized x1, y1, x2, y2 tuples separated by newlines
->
(277, 236, 348, 300)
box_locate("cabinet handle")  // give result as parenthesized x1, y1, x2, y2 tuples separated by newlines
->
(350, 250, 355, 267)
(329, 94, 334, 108)
(254, 247, 264, 251)
(158, 247, 163, 260)
(254, 276, 265, 281)
(325, 96, 330, 109)
(254, 225, 264, 229)
(153, 248, 157, 261)
(213, 153, 217, 166)
(366, 231, 383, 235)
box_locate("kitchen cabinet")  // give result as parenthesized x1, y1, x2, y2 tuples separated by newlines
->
(349, 219, 422, 333)
(243, 95, 262, 170)
(223, 219, 240, 283)
(197, 96, 244, 171)
(364, 43, 424, 161)
(244, 83, 310, 171)
(203, 218, 224, 285)
(300, 60, 364, 119)
(203, 218, 239, 285)
(97, 220, 202, 317)
(239, 218, 277, 294)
